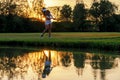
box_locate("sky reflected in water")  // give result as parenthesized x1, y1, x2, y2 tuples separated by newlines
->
(0, 47, 120, 80)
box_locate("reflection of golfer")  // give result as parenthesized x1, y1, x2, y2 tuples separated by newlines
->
(41, 8, 55, 38)
(42, 51, 52, 78)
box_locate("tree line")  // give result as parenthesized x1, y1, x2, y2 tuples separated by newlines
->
(60, 0, 120, 32)
(0, 0, 120, 32)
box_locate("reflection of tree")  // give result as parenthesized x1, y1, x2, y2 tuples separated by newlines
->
(73, 53, 85, 76)
(91, 55, 100, 69)
(91, 54, 115, 69)
(0, 54, 17, 80)
(91, 54, 116, 80)
(0, 49, 47, 80)
(100, 55, 115, 69)
(100, 55, 115, 80)
(60, 52, 72, 67)
(0, 48, 119, 80)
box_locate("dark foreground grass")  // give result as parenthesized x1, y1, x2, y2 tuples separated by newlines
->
(0, 32, 120, 51)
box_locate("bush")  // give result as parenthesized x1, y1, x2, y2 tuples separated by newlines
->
(52, 21, 73, 32)
(0, 14, 44, 33)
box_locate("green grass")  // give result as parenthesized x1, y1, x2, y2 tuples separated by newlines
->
(0, 32, 120, 51)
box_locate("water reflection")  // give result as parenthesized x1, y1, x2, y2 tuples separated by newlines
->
(42, 50, 52, 78)
(0, 48, 120, 80)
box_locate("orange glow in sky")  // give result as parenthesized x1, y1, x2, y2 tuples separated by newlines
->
(44, 0, 120, 10)
(44, 0, 75, 7)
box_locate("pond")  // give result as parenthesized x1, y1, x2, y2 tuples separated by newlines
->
(0, 47, 120, 80)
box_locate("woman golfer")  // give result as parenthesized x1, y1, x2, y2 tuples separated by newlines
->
(41, 9, 55, 38)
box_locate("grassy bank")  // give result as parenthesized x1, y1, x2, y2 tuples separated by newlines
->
(0, 32, 120, 51)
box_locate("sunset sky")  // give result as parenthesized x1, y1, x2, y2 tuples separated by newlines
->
(44, 0, 120, 10)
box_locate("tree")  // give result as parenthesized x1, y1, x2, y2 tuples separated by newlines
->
(89, 1, 100, 30)
(101, 14, 120, 32)
(0, 0, 44, 32)
(60, 4, 72, 21)
(99, 0, 117, 18)
(89, 0, 117, 31)
(0, 0, 17, 15)
(73, 3, 87, 31)
(0, 0, 44, 18)
(99, 0, 117, 31)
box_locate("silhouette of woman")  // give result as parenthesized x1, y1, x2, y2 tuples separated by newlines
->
(41, 8, 55, 38)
